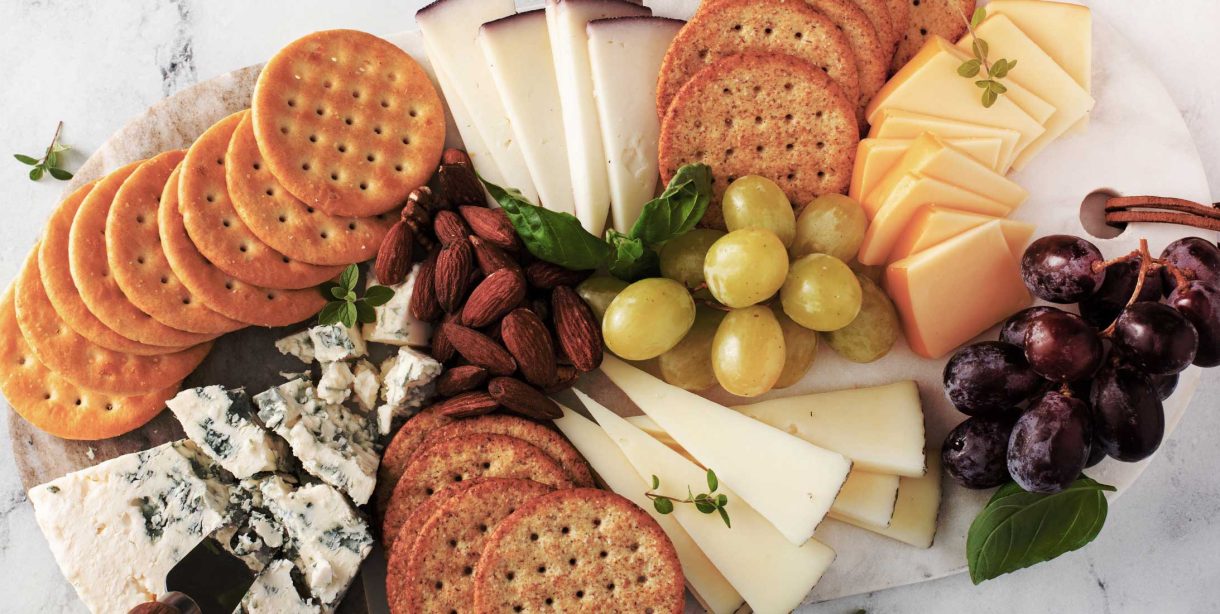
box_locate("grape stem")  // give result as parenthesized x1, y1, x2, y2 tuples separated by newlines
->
(1101, 239, 1152, 337)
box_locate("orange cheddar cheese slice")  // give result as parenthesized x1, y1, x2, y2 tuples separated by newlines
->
(888, 206, 1035, 263)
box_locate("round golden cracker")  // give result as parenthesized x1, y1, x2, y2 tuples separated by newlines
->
(472, 488, 686, 614)
(251, 29, 446, 217)
(38, 182, 175, 356)
(656, 0, 859, 122)
(15, 251, 211, 397)
(849, 0, 897, 58)
(387, 478, 554, 614)
(381, 433, 573, 552)
(376, 406, 453, 516)
(384, 477, 476, 554)
(68, 162, 217, 348)
(414, 414, 595, 488)
(891, 0, 974, 72)
(0, 288, 178, 440)
(885, 0, 912, 57)
(107, 150, 247, 336)
(659, 53, 859, 229)
(159, 165, 328, 327)
(180, 111, 345, 289)
(227, 112, 397, 266)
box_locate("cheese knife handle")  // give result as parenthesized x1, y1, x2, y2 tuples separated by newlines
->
(127, 592, 202, 614)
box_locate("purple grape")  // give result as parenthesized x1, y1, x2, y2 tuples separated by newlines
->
(1023, 310, 1104, 382)
(1112, 302, 1199, 375)
(1149, 372, 1179, 401)
(1007, 391, 1092, 494)
(1167, 280, 1220, 367)
(943, 342, 1045, 416)
(1079, 258, 1164, 329)
(1084, 432, 1107, 468)
(999, 306, 1061, 349)
(1020, 235, 1106, 303)
(1160, 237, 1220, 292)
(943, 416, 1016, 489)
(1090, 359, 1165, 462)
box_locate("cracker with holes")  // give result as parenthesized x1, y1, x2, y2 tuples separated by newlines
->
(227, 112, 396, 266)
(656, 0, 858, 122)
(381, 433, 573, 551)
(376, 406, 453, 515)
(885, 0, 912, 57)
(891, 0, 975, 72)
(68, 163, 216, 349)
(472, 488, 686, 614)
(413, 415, 595, 489)
(107, 151, 246, 336)
(849, 0, 897, 58)
(386, 479, 476, 555)
(0, 289, 178, 440)
(159, 167, 328, 327)
(38, 182, 175, 356)
(659, 53, 858, 228)
(180, 111, 344, 289)
(387, 478, 554, 614)
(251, 29, 445, 218)
(15, 251, 211, 396)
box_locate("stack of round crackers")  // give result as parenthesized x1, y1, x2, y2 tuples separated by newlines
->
(1, 29, 446, 441)
(378, 411, 685, 613)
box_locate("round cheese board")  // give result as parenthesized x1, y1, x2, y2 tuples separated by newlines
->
(6, 1, 1214, 611)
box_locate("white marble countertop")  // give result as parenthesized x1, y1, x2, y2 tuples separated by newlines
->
(0, 1, 1217, 612)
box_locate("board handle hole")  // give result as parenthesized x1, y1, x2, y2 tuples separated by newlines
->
(1079, 188, 1127, 240)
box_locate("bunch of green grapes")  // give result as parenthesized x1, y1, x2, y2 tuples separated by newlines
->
(582, 175, 902, 397)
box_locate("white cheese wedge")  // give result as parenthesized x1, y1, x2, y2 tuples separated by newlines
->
(587, 16, 683, 232)
(828, 470, 900, 529)
(417, 0, 539, 201)
(600, 356, 851, 545)
(480, 10, 576, 215)
(835, 451, 943, 548)
(389, 30, 465, 150)
(734, 381, 926, 477)
(554, 404, 744, 614)
(546, 0, 653, 233)
(578, 391, 835, 613)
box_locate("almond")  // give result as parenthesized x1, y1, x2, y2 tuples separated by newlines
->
(434, 391, 499, 418)
(435, 365, 490, 397)
(470, 235, 522, 276)
(552, 286, 604, 372)
(373, 220, 413, 286)
(461, 269, 527, 328)
(431, 312, 458, 363)
(543, 365, 581, 394)
(488, 376, 561, 420)
(442, 322, 517, 375)
(433, 210, 470, 247)
(459, 205, 519, 252)
(500, 308, 558, 388)
(430, 149, 484, 208)
(410, 250, 441, 322)
(524, 261, 590, 289)
(434, 237, 474, 313)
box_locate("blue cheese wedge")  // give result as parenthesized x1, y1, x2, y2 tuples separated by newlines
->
(218, 477, 291, 572)
(317, 362, 355, 406)
(308, 324, 367, 363)
(167, 386, 286, 479)
(352, 359, 380, 412)
(237, 559, 322, 613)
(254, 379, 380, 505)
(27, 441, 233, 612)
(275, 330, 315, 364)
(375, 346, 442, 435)
(361, 267, 432, 347)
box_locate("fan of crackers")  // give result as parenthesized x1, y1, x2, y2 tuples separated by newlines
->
(656, 0, 975, 227)
(1, 29, 446, 441)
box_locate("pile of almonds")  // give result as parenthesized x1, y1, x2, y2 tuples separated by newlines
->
(375, 149, 604, 421)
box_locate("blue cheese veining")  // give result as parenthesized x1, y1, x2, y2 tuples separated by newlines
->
(166, 386, 285, 479)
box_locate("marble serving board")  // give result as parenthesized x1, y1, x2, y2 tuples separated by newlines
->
(6, 2, 1215, 612)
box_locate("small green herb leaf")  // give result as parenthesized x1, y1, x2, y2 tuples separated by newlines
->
(717, 506, 731, 528)
(982, 88, 999, 108)
(319, 265, 394, 327)
(317, 301, 344, 325)
(363, 285, 395, 307)
(958, 59, 982, 78)
(970, 6, 987, 28)
(14, 154, 38, 166)
(628, 164, 713, 245)
(706, 469, 718, 493)
(972, 39, 989, 60)
(967, 477, 1116, 584)
(651, 475, 660, 490)
(989, 58, 1012, 79)
(988, 81, 1008, 94)
(653, 498, 674, 514)
(16, 121, 74, 182)
(29, 167, 44, 181)
(481, 177, 611, 271)
(329, 285, 348, 300)
(644, 469, 731, 529)
(339, 302, 358, 327)
(47, 167, 73, 181)
(339, 265, 359, 293)
(354, 300, 376, 324)
(605, 231, 659, 281)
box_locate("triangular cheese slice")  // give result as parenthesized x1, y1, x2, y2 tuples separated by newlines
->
(834, 451, 943, 548)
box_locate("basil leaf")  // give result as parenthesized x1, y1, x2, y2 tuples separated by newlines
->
(14, 154, 38, 166)
(967, 477, 1116, 584)
(481, 177, 609, 271)
(606, 231, 659, 281)
(628, 163, 712, 245)
(363, 285, 395, 307)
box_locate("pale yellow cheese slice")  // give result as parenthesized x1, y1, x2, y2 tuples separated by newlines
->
(836, 451, 944, 548)
(849, 136, 1005, 201)
(869, 109, 1023, 172)
(888, 205, 1035, 263)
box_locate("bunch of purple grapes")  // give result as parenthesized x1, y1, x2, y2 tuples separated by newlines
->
(942, 236, 1220, 494)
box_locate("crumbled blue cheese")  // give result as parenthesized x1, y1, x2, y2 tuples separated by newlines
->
(308, 324, 367, 363)
(275, 330, 315, 364)
(237, 559, 322, 614)
(217, 477, 290, 572)
(375, 346, 442, 435)
(352, 359, 380, 412)
(27, 441, 233, 612)
(167, 386, 285, 479)
(317, 362, 355, 406)
(361, 267, 432, 347)
(254, 379, 379, 505)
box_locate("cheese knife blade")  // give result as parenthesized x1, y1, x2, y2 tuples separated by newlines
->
(163, 537, 255, 614)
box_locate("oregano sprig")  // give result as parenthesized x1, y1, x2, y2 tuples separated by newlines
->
(955, 7, 1018, 108)
(14, 121, 74, 182)
(317, 264, 394, 328)
(646, 468, 732, 528)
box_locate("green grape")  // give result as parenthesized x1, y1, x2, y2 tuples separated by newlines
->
(603, 278, 696, 361)
(723, 175, 796, 247)
(658, 307, 725, 391)
(825, 275, 900, 363)
(577, 276, 630, 323)
(791, 193, 868, 261)
(781, 254, 862, 331)
(703, 228, 789, 308)
(712, 305, 786, 397)
(774, 306, 819, 388)
(660, 228, 725, 297)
